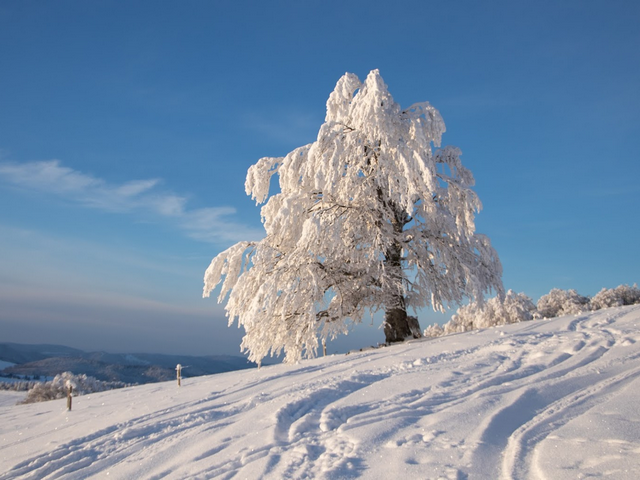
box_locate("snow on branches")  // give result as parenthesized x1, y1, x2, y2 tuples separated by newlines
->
(204, 69, 503, 363)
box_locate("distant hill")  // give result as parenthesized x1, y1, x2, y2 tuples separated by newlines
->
(0, 343, 85, 365)
(0, 342, 256, 384)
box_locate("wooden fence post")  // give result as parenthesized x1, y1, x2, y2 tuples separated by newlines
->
(66, 385, 73, 411)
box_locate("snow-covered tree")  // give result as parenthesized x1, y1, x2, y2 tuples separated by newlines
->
(439, 290, 538, 335)
(422, 323, 445, 339)
(204, 70, 503, 363)
(19, 372, 124, 404)
(537, 288, 590, 318)
(590, 284, 640, 310)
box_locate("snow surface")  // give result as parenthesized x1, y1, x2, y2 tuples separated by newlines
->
(0, 392, 24, 408)
(1, 306, 639, 479)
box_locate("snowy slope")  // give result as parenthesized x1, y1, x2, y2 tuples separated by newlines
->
(0, 392, 24, 408)
(1, 306, 639, 479)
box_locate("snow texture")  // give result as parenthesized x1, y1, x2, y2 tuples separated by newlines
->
(204, 70, 502, 363)
(1, 305, 639, 479)
(0, 392, 24, 408)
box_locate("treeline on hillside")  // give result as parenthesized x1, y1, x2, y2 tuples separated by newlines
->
(0, 380, 42, 392)
(424, 284, 640, 338)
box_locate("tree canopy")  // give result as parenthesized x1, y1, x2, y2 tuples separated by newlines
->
(204, 69, 503, 363)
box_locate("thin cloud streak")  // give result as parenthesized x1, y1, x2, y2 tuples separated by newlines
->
(0, 282, 216, 317)
(0, 160, 263, 244)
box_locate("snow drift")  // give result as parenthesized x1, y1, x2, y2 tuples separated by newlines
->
(1, 305, 639, 479)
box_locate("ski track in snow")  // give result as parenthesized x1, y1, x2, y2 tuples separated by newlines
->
(1, 306, 640, 479)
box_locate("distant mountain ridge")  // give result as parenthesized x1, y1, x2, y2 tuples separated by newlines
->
(0, 342, 256, 384)
(0, 343, 84, 365)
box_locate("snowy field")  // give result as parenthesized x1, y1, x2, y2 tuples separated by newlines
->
(0, 392, 25, 408)
(1, 306, 639, 479)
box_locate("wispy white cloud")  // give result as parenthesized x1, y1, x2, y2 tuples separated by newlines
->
(0, 159, 102, 193)
(0, 160, 263, 244)
(116, 179, 161, 198)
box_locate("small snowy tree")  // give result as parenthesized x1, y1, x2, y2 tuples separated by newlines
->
(19, 372, 123, 404)
(537, 288, 590, 318)
(423, 323, 445, 339)
(590, 284, 640, 310)
(204, 70, 503, 363)
(441, 290, 537, 334)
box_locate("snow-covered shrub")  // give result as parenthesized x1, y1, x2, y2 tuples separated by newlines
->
(20, 372, 125, 404)
(424, 283, 639, 342)
(499, 290, 540, 323)
(590, 284, 640, 310)
(443, 290, 538, 334)
(422, 323, 444, 338)
(443, 304, 477, 334)
(590, 287, 623, 310)
(536, 288, 590, 318)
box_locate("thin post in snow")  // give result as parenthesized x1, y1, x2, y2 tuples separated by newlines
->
(176, 364, 182, 387)
(66, 385, 73, 411)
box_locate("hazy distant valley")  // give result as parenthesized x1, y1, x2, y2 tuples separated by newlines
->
(0, 342, 256, 386)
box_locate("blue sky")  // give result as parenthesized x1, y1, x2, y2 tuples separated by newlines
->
(1, 1, 638, 357)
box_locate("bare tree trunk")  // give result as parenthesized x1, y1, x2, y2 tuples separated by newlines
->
(383, 286, 422, 342)
(383, 207, 422, 344)
(384, 307, 412, 343)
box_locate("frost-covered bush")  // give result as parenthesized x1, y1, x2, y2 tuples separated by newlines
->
(537, 284, 639, 315)
(438, 290, 538, 335)
(590, 284, 640, 310)
(422, 323, 445, 338)
(0, 380, 39, 392)
(423, 283, 639, 341)
(496, 290, 539, 324)
(536, 288, 590, 318)
(590, 288, 623, 310)
(20, 372, 125, 404)
(443, 304, 476, 334)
